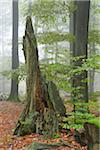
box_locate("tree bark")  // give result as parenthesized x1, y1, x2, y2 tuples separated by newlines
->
(70, 0, 90, 102)
(8, 0, 19, 101)
(14, 16, 66, 136)
(84, 122, 100, 150)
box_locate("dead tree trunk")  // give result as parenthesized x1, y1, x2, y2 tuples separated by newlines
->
(14, 16, 66, 136)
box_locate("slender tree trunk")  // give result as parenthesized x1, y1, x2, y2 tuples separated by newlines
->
(70, 0, 90, 102)
(89, 43, 95, 98)
(28, 0, 32, 16)
(89, 12, 96, 98)
(8, 0, 19, 101)
(55, 20, 59, 64)
(55, 42, 58, 63)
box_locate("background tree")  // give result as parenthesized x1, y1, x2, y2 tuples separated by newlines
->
(88, 0, 100, 98)
(70, 0, 90, 103)
(8, 0, 19, 101)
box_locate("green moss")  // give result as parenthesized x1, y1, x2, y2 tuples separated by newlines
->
(87, 117, 100, 128)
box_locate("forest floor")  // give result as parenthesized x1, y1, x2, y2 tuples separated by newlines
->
(0, 101, 97, 150)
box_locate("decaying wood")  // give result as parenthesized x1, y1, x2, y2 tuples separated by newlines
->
(14, 16, 66, 136)
(84, 122, 100, 150)
(74, 128, 88, 147)
(74, 123, 100, 150)
(28, 140, 81, 150)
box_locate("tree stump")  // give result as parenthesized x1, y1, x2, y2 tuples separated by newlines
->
(84, 122, 100, 150)
(14, 16, 66, 136)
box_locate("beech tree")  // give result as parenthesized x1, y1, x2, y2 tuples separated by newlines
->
(70, 0, 90, 102)
(8, 0, 19, 101)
